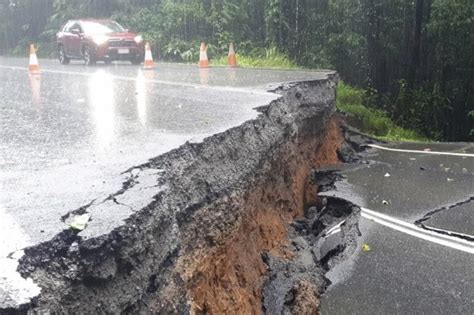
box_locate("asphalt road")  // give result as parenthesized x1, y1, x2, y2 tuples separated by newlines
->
(320, 142, 474, 314)
(0, 57, 333, 308)
(0, 58, 333, 244)
(1, 57, 473, 313)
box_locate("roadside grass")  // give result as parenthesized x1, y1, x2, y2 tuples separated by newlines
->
(215, 49, 428, 142)
(212, 47, 299, 69)
(337, 82, 429, 142)
(7, 41, 56, 59)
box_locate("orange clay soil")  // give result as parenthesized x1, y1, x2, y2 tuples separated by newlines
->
(186, 117, 344, 315)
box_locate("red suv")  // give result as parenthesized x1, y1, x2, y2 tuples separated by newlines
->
(56, 19, 145, 65)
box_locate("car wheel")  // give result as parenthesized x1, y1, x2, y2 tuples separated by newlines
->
(83, 46, 96, 66)
(58, 45, 70, 65)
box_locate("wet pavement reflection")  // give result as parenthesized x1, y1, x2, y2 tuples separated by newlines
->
(0, 58, 332, 247)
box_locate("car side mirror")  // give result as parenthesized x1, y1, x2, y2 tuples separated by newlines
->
(71, 29, 81, 35)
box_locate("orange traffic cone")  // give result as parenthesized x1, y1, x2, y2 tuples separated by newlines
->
(198, 42, 210, 68)
(143, 42, 155, 70)
(228, 43, 238, 67)
(29, 44, 40, 74)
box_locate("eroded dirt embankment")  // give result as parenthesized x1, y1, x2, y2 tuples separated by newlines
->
(10, 74, 361, 314)
(185, 118, 344, 314)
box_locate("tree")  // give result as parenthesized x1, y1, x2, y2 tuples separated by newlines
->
(0, 0, 472, 140)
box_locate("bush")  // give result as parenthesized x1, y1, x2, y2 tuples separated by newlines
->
(337, 82, 429, 142)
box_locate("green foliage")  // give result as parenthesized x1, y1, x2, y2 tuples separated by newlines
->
(126, 8, 161, 44)
(388, 80, 447, 140)
(0, 0, 472, 141)
(337, 82, 429, 142)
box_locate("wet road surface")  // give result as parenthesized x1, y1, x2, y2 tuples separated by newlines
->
(2, 57, 473, 313)
(320, 142, 474, 314)
(0, 57, 333, 307)
(1, 58, 332, 245)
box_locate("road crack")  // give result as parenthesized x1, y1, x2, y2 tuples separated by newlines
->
(60, 199, 96, 223)
(415, 197, 474, 241)
(111, 197, 135, 212)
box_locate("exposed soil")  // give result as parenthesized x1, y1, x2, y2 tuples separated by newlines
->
(186, 118, 344, 314)
(291, 281, 320, 315)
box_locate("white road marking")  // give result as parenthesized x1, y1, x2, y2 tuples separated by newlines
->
(0, 65, 276, 97)
(325, 220, 345, 237)
(367, 144, 474, 157)
(361, 207, 474, 254)
(327, 227, 341, 236)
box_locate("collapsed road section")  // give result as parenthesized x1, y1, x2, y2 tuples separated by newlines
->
(318, 141, 474, 314)
(0, 72, 368, 314)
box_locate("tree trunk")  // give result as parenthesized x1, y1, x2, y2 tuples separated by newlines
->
(408, 0, 424, 88)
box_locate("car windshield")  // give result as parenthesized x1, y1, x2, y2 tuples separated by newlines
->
(81, 21, 125, 34)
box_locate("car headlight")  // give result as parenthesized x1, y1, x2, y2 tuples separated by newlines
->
(134, 35, 143, 44)
(92, 35, 108, 46)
